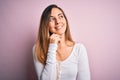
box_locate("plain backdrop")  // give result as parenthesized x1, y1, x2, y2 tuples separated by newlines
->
(0, 0, 120, 80)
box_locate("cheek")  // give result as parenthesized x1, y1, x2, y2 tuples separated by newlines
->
(48, 23, 55, 31)
(49, 26, 55, 33)
(48, 22, 55, 28)
(49, 28, 55, 34)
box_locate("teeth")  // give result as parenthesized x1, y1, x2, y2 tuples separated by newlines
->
(56, 26, 62, 30)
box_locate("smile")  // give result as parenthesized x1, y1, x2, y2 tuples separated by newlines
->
(55, 26, 62, 30)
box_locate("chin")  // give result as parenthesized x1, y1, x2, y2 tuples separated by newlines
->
(57, 30, 65, 34)
(57, 33, 65, 36)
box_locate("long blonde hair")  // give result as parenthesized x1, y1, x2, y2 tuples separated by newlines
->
(35, 4, 74, 65)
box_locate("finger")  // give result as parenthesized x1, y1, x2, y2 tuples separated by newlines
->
(49, 34, 61, 43)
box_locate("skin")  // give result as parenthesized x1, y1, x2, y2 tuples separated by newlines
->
(48, 8, 66, 43)
(48, 8, 74, 61)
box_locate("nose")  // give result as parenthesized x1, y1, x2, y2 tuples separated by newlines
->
(55, 18, 60, 24)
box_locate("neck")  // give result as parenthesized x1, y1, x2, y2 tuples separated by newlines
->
(58, 34, 66, 48)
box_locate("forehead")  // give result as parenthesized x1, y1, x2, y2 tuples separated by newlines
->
(50, 8, 63, 16)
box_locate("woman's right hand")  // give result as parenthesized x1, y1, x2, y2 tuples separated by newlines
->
(49, 34, 61, 44)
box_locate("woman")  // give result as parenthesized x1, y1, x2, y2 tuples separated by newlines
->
(33, 4, 90, 80)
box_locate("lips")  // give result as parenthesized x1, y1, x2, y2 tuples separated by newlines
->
(55, 26, 62, 30)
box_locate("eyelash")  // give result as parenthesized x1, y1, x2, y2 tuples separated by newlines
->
(49, 15, 64, 22)
(49, 17, 55, 22)
(59, 15, 64, 18)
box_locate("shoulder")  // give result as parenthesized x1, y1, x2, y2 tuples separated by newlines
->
(32, 44, 36, 54)
(32, 44, 36, 55)
(32, 44, 38, 61)
(74, 42, 86, 49)
(74, 42, 87, 55)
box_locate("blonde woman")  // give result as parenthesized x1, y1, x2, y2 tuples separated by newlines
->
(33, 4, 90, 80)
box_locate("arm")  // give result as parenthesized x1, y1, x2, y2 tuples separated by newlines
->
(77, 44, 91, 80)
(33, 44, 57, 80)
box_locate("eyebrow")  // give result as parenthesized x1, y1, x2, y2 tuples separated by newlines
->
(50, 13, 63, 17)
(58, 13, 63, 16)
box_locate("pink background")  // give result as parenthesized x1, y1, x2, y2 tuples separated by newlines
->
(0, 0, 120, 80)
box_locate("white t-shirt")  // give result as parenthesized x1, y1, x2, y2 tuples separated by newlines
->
(33, 43, 91, 80)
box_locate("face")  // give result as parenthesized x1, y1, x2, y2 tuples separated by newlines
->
(48, 8, 67, 35)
